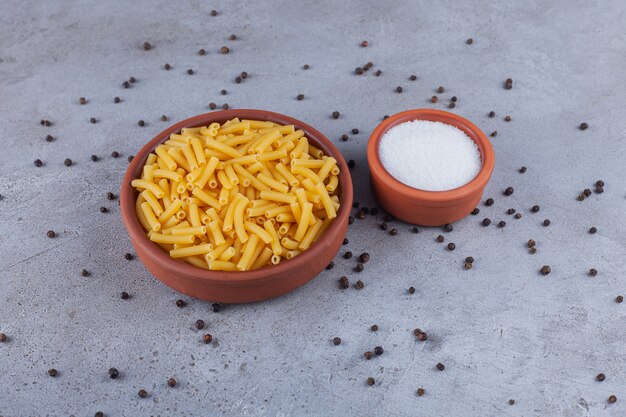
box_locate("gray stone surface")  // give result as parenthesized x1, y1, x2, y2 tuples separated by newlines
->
(1, 0, 625, 416)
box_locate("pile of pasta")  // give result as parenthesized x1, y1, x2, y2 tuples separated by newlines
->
(132, 118, 341, 272)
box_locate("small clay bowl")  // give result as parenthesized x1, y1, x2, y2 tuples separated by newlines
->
(120, 109, 353, 303)
(367, 109, 494, 226)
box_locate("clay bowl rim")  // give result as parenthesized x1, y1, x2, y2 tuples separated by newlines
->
(367, 109, 495, 203)
(120, 109, 353, 284)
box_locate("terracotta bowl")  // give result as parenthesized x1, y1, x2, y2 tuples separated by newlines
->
(120, 110, 353, 303)
(367, 109, 494, 226)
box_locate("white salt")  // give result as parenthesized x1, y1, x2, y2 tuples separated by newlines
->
(379, 120, 481, 191)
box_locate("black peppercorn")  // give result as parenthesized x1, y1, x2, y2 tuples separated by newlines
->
(0, 333, 7, 343)
(81, 269, 90, 277)
(448, 102, 456, 109)
(504, 115, 511, 122)
(531, 205, 540, 213)
(367, 377, 375, 386)
(589, 268, 598, 277)
(431, 95, 438, 103)
(485, 198, 494, 206)
(332, 337, 341, 345)
(339, 276, 349, 289)
(341, 134, 348, 141)
(195, 319, 205, 330)
(589, 227, 597, 234)
(543, 219, 551, 226)
(447, 242, 456, 251)
(354, 263, 364, 272)
(519, 166, 527, 173)
(514, 213, 522, 219)
(64, 158, 72, 166)
(482, 218, 491, 226)
(143, 42, 152, 51)
(437, 86, 445, 93)
(359, 253, 370, 263)
(296, 94, 304, 101)
(203, 334, 213, 344)
(355, 67, 364, 75)
(596, 373, 605, 381)
(222, 103, 229, 110)
(122, 81, 130, 88)
(497, 220, 506, 228)
(108, 367, 119, 379)
(464, 262, 473, 270)
(488, 111, 495, 118)
(138, 120, 145, 127)
(436, 362, 445, 371)
(412, 226, 419, 233)
(34, 159, 43, 167)
(164, 63, 171, 70)
(540, 265, 551, 275)
(466, 38, 473, 44)
(364, 351, 373, 360)
(465, 256, 474, 263)
(354, 280, 364, 289)
(436, 235, 444, 243)
(508, 399, 515, 405)
(389, 228, 398, 236)
(491, 131, 498, 137)
(342, 238, 349, 245)
(408, 286, 415, 294)
(374, 346, 384, 356)
(209, 102, 217, 110)
(168, 377, 177, 387)
(138, 389, 148, 398)
(220, 46, 229, 54)
(48, 368, 58, 377)
(229, 34, 237, 40)
(187, 69, 194, 75)
(417, 388, 426, 396)
(504, 78, 513, 89)
(443, 223, 453, 232)
(371, 324, 378, 331)
(121, 291, 129, 299)
(507, 208, 516, 215)
(579, 122, 588, 130)
(616, 295, 623, 303)
(99, 206, 107, 213)
(211, 303, 220, 312)
(360, 40, 368, 47)
(608, 395, 617, 404)
(471, 208, 480, 215)
(504, 187, 514, 196)
(79, 97, 87, 105)
(303, 64, 310, 70)
(396, 86, 403, 93)
(332, 111, 340, 119)
(45, 134, 54, 142)
(111, 151, 120, 158)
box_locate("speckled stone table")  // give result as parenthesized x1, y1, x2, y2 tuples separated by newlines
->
(1, 0, 624, 416)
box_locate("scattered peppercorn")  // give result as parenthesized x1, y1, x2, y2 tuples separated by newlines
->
(482, 218, 491, 226)
(540, 265, 551, 275)
(396, 86, 403, 93)
(417, 388, 426, 396)
(589, 227, 597, 234)
(120, 291, 129, 299)
(374, 69, 382, 76)
(431, 95, 438, 103)
(203, 334, 213, 344)
(210, 9, 217, 16)
(195, 319, 205, 330)
(354, 280, 364, 289)
(508, 399, 515, 405)
(229, 34, 237, 40)
(364, 351, 373, 360)
(208, 102, 217, 110)
(497, 221, 506, 228)
(360, 40, 368, 47)
(408, 286, 415, 294)
(504, 187, 514, 196)
(367, 377, 375, 386)
(543, 219, 550, 226)
(111, 151, 120, 158)
(504, 78, 513, 89)
(504, 115, 511, 122)
(448, 102, 456, 109)
(187, 68, 194, 75)
(48, 368, 58, 377)
(211, 303, 220, 312)
(47, 230, 56, 238)
(531, 205, 540, 213)
(491, 131, 498, 137)
(471, 208, 480, 215)
(342, 238, 349, 245)
(464, 262, 473, 270)
(616, 295, 623, 303)
(436, 235, 444, 243)
(359, 253, 370, 263)
(343, 251, 353, 259)
(143, 42, 152, 51)
(108, 367, 119, 379)
(447, 242, 456, 251)
(485, 198, 494, 206)
(296, 94, 304, 101)
(341, 134, 348, 141)
(514, 213, 522, 219)
(220, 46, 229, 54)
(436, 362, 445, 371)
(138, 120, 145, 127)
(507, 208, 516, 215)
(168, 377, 177, 387)
(412, 226, 419, 233)
(354, 263, 364, 272)
(437, 86, 445, 93)
(527, 239, 536, 248)
(34, 159, 43, 167)
(138, 389, 148, 398)
(465, 256, 475, 264)
(608, 395, 617, 404)
(466, 38, 473, 44)
(519, 166, 527, 173)
(81, 269, 90, 277)
(579, 122, 588, 130)
(389, 228, 398, 236)
(589, 268, 598, 277)
(339, 276, 349, 289)
(164, 63, 171, 70)
(198, 48, 206, 55)
(122, 81, 130, 89)
(0, 333, 7, 342)
(374, 346, 384, 356)
(443, 223, 453, 232)
(303, 64, 310, 70)
(332, 111, 340, 119)
(332, 337, 341, 346)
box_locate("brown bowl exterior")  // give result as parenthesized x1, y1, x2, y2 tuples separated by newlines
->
(367, 109, 494, 226)
(120, 110, 353, 303)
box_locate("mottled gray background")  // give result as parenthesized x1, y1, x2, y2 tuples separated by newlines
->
(0, 0, 625, 416)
